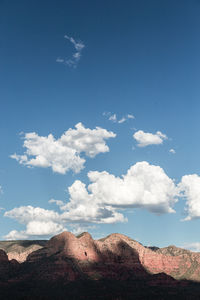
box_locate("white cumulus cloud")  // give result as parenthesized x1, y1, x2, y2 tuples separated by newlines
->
(11, 123, 116, 174)
(133, 130, 167, 147)
(4, 161, 180, 239)
(26, 221, 65, 236)
(61, 179, 126, 223)
(83, 161, 178, 214)
(4, 206, 66, 239)
(4, 230, 28, 240)
(4, 206, 60, 224)
(179, 174, 200, 221)
(4, 202, 124, 240)
(55, 161, 178, 218)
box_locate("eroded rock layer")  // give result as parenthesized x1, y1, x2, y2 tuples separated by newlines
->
(1, 232, 200, 299)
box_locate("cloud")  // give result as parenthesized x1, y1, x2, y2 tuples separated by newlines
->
(83, 161, 178, 214)
(4, 221, 66, 240)
(0, 186, 3, 195)
(69, 224, 95, 235)
(48, 199, 65, 208)
(108, 114, 117, 122)
(104, 112, 135, 124)
(26, 221, 65, 236)
(4, 230, 28, 240)
(179, 174, 200, 221)
(169, 148, 176, 154)
(4, 206, 60, 224)
(4, 206, 66, 239)
(61, 161, 178, 218)
(55, 161, 178, 225)
(118, 117, 126, 124)
(61, 180, 126, 223)
(127, 114, 135, 119)
(133, 130, 167, 147)
(64, 35, 85, 52)
(4, 202, 124, 240)
(4, 161, 179, 239)
(11, 123, 116, 174)
(182, 242, 200, 252)
(56, 57, 64, 63)
(59, 123, 116, 157)
(56, 35, 85, 68)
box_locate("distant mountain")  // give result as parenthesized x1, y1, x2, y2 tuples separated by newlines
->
(1, 232, 200, 299)
(0, 240, 47, 262)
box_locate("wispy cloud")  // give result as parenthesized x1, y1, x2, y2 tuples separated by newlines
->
(109, 114, 117, 122)
(103, 112, 135, 124)
(56, 34, 85, 68)
(56, 58, 64, 63)
(118, 117, 126, 124)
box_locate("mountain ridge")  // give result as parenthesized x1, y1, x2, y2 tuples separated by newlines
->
(1, 231, 200, 298)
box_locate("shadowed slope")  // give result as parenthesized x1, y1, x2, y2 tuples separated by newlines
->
(1, 232, 200, 298)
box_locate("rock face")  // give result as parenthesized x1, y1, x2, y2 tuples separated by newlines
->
(1, 231, 200, 299)
(0, 240, 47, 262)
(2, 232, 200, 282)
(26, 231, 200, 282)
(0, 249, 9, 262)
(28, 232, 100, 263)
(0, 249, 20, 281)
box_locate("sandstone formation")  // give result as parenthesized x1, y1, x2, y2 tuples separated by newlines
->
(1, 231, 200, 299)
(25, 231, 200, 282)
(0, 240, 47, 262)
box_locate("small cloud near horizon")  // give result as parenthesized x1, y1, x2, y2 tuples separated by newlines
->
(181, 242, 200, 252)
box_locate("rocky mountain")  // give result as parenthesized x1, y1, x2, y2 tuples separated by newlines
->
(0, 240, 47, 262)
(1, 231, 200, 299)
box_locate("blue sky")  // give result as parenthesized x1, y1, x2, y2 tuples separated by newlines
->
(1, 0, 200, 250)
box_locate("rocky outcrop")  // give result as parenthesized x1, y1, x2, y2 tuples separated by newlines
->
(2, 232, 200, 282)
(0, 249, 20, 281)
(0, 249, 9, 262)
(1, 232, 200, 299)
(27, 231, 100, 263)
(96, 233, 200, 281)
(0, 240, 47, 263)
(26, 231, 200, 282)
